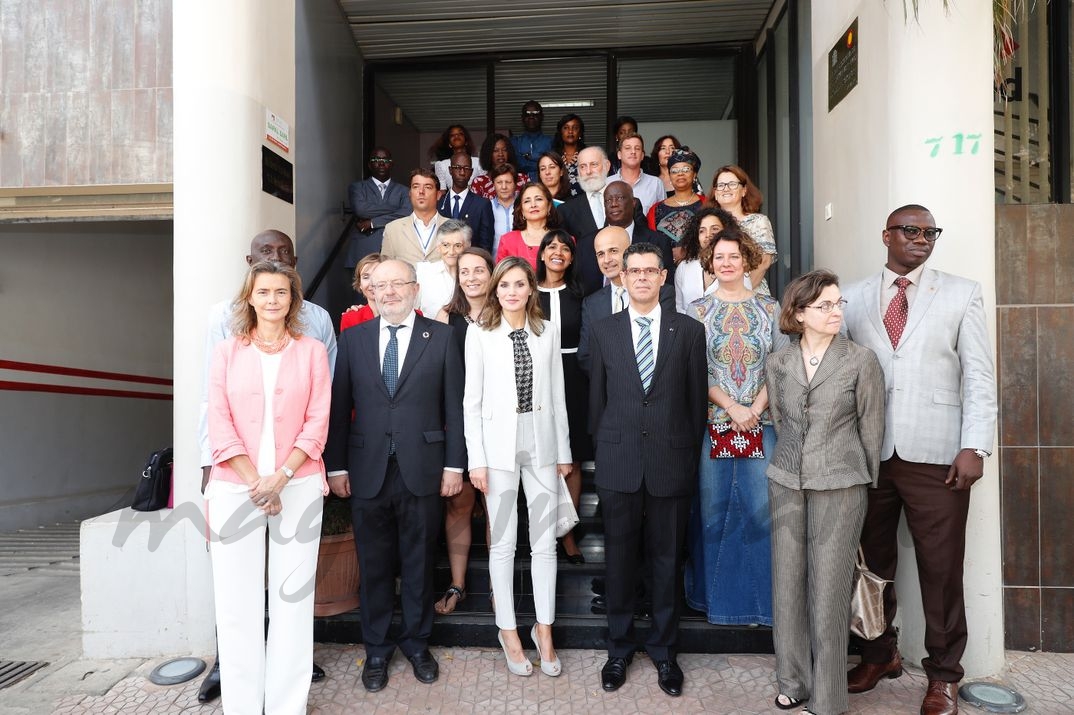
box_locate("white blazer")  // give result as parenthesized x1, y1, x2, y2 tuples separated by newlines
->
(843, 267, 997, 465)
(463, 319, 572, 472)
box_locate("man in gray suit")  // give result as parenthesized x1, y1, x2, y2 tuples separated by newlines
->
(588, 242, 707, 697)
(347, 147, 412, 271)
(842, 204, 997, 715)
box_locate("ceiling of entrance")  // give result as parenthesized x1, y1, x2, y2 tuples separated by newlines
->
(339, 0, 774, 60)
(339, 0, 775, 140)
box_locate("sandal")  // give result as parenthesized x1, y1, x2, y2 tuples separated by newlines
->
(774, 693, 807, 710)
(434, 585, 466, 615)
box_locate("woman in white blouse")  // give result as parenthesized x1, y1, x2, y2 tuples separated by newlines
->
(674, 207, 738, 314)
(464, 257, 572, 678)
(416, 220, 470, 317)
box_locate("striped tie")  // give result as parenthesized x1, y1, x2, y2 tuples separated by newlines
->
(635, 317, 654, 392)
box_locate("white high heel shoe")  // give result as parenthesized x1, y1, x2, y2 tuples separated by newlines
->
(497, 630, 533, 676)
(530, 624, 562, 677)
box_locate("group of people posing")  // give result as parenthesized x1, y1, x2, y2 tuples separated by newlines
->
(199, 101, 996, 715)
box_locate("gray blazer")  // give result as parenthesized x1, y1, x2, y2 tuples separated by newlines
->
(346, 178, 412, 268)
(843, 268, 997, 464)
(766, 334, 886, 490)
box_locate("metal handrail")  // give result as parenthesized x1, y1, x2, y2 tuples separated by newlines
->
(305, 206, 356, 300)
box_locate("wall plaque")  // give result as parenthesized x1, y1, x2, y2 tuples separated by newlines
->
(828, 18, 859, 112)
(262, 146, 293, 204)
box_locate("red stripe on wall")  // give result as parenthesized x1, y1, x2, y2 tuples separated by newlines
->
(0, 360, 172, 386)
(0, 380, 172, 401)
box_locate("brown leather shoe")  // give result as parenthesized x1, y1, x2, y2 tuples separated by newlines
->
(847, 652, 903, 693)
(920, 680, 958, 715)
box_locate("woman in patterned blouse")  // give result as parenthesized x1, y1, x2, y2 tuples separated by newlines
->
(683, 226, 788, 628)
(647, 148, 707, 265)
(710, 164, 778, 296)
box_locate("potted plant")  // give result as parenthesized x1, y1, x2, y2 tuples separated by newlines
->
(313, 494, 360, 617)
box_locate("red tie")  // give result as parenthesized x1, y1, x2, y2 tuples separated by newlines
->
(883, 277, 911, 349)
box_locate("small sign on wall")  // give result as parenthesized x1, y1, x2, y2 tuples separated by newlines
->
(266, 110, 290, 152)
(828, 18, 859, 112)
(262, 146, 293, 204)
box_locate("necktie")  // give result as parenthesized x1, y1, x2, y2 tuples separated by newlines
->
(509, 329, 533, 413)
(613, 286, 627, 313)
(589, 191, 605, 226)
(635, 317, 654, 392)
(452, 194, 461, 220)
(383, 325, 402, 453)
(883, 277, 911, 349)
(378, 182, 386, 198)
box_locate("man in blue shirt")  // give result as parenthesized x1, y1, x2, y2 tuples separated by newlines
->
(510, 100, 552, 176)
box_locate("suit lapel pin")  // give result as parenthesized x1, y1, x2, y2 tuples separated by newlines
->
(422, 331, 430, 339)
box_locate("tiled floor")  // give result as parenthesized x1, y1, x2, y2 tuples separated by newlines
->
(48, 645, 1074, 714)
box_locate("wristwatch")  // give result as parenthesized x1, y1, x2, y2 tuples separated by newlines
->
(973, 449, 990, 459)
(280, 465, 295, 479)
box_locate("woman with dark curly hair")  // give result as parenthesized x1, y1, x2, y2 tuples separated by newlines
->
(470, 133, 529, 199)
(674, 207, 738, 313)
(552, 114, 586, 197)
(430, 124, 482, 193)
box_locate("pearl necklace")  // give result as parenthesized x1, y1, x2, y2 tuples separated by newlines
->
(252, 330, 291, 354)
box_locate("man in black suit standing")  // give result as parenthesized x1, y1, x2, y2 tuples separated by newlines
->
(347, 147, 412, 272)
(326, 258, 465, 692)
(588, 242, 707, 697)
(578, 226, 675, 374)
(604, 180, 675, 280)
(436, 149, 494, 253)
(558, 146, 611, 293)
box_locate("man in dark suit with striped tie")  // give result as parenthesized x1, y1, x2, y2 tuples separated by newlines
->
(587, 242, 707, 697)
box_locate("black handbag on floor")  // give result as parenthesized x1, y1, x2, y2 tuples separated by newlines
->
(132, 447, 173, 511)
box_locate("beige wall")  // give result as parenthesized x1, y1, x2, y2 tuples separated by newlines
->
(0, 0, 173, 187)
(811, 1, 1002, 676)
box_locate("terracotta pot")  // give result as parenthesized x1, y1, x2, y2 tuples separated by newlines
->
(313, 530, 360, 617)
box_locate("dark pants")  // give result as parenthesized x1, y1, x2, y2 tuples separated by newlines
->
(856, 452, 971, 682)
(599, 484, 691, 662)
(350, 457, 441, 660)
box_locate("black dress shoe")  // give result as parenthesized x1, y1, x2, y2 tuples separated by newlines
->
(312, 662, 326, 682)
(361, 656, 390, 692)
(655, 659, 684, 697)
(407, 649, 439, 684)
(601, 656, 631, 692)
(197, 659, 221, 703)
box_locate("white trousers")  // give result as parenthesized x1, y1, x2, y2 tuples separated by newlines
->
(485, 413, 558, 630)
(206, 476, 323, 715)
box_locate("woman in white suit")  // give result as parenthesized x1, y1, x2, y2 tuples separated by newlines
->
(464, 256, 572, 678)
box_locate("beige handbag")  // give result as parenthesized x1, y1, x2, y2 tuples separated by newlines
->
(850, 547, 891, 640)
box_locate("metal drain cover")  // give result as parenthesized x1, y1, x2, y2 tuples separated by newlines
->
(959, 682, 1027, 713)
(149, 657, 206, 686)
(0, 661, 48, 689)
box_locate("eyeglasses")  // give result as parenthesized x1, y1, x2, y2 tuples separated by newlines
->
(714, 181, 742, 191)
(523, 110, 543, 116)
(370, 280, 416, 292)
(669, 166, 694, 175)
(449, 164, 473, 172)
(369, 158, 392, 165)
(887, 225, 943, 241)
(625, 267, 663, 277)
(806, 298, 848, 313)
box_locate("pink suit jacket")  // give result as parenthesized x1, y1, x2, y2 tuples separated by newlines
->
(208, 335, 332, 489)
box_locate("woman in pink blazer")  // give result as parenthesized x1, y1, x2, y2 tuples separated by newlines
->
(206, 261, 331, 715)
